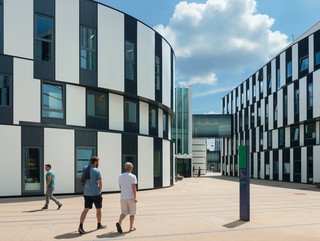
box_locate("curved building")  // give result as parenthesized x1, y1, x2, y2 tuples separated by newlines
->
(0, 0, 175, 197)
(221, 21, 320, 184)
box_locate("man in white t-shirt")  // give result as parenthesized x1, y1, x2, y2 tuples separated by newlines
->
(116, 162, 138, 233)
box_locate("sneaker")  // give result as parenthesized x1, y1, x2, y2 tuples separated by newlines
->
(41, 206, 48, 209)
(97, 224, 106, 230)
(57, 204, 62, 210)
(78, 226, 85, 234)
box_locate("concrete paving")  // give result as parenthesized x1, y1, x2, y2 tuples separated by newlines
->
(1, 173, 320, 241)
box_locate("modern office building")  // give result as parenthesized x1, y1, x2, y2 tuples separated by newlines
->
(221, 21, 320, 184)
(0, 0, 174, 197)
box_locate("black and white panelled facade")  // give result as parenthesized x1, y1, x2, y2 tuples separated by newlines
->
(221, 22, 320, 184)
(0, 0, 174, 197)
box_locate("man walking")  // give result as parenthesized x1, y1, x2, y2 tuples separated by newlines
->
(116, 162, 138, 233)
(78, 156, 106, 234)
(42, 164, 62, 210)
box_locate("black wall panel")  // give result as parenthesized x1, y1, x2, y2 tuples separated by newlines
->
(22, 126, 44, 146)
(75, 130, 97, 147)
(0, 0, 3, 54)
(154, 138, 162, 188)
(155, 33, 162, 103)
(0, 55, 13, 124)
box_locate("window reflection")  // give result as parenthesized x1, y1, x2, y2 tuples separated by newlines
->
(24, 148, 41, 191)
(87, 91, 106, 117)
(125, 40, 135, 80)
(42, 83, 63, 119)
(35, 15, 53, 62)
(124, 99, 137, 123)
(300, 56, 309, 72)
(81, 26, 96, 70)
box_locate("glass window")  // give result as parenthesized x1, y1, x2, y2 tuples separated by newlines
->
(155, 56, 161, 90)
(276, 68, 280, 90)
(294, 89, 299, 115)
(0, 75, 10, 107)
(300, 56, 309, 72)
(279, 128, 285, 147)
(307, 82, 313, 111)
(292, 126, 299, 142)
(81, 26, 96, 70)
(87, 91, 106, 117)
(42, 83, 63, 119)
(267, 131, 272, 148)
(305, 123, 316, 139)
(35, 15, 53, 62)
(149, 106, 157, 129)
(124, 99, 137, 123)
(163, 112, 168, 132)
(253, 84, 256, 97)
(76, 147, 95, 178)
(274, 100, 278, 121)
(316, 51, 320, 66)
(284, 93, 288, 119)
(24, 148, 41, 191)
(125, 40, 135, 80)
(287, 61, 292, 78)
(267, 74, 271, 90)
(246, 88, 249, 100)
(259, 79, 263, 94)
(154, 149, 161, 177)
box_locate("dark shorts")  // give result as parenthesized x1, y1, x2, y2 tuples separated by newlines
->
(84, 195, 103, 209)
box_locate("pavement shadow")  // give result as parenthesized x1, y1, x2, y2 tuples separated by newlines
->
(223, 219, 247, 229)
(54, 230, 96, 239)
(22, 209, 44, 213)
(96, 231, 127, 238)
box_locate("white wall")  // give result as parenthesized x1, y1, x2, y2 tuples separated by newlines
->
(277, 89, 283, 127)
(109, 93, 124, 131)
(285, 127, 291, 148)
(292, 44, 299, 81)
(299, 77, 307, 122)
(301, 147, 307, 183)
(138, 136, 154, 189)
(287, 83, 294, 125)
(137, 22, 155, 100)
(4, 0, 33, 59)
(314, 146, 320, 183)
(98, 6, 124, 92)
(0, 125, 21, 196)
(98, 132, 121, 191)
(163, 140, 171, 187)
(139, 102, 148, 135)
(313, 70, 320, 118)
(14, 59, 40, 124)
(162, 40, 171, 108)
(158, 108, 163, 138)
(268, 95, 273, 130)
(309, 35, 314, 73)
(66, 85, 86, 126)
(44, 128, 74, 194)
(55, 0, 79, 84)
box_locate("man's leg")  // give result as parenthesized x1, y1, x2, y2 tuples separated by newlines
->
(48, 188, 61, 207)
(96, 208, 102, 224)
(42, 189, 49, 209)
(129, 215, 135, 230)
(78, 208, 89, 234)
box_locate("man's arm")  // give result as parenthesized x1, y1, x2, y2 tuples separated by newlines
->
(131, 183, 137, 203)
(98, 178, 102, 191)
(46, 174, 51, 188)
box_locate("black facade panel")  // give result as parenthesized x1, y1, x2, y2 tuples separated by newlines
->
(86, 116, 108, 130)
(286, 47, 292, 83)
(34, 61, 55, 81)
(154, 138, 162, 188)
(34, 0, 55, 17)
(0, 0, 3, 54)
(0, 55, 13, 124)
(122, 133, 138, 178)
(124, 15, 137, 95)
(80, 70, 97, 87)
(155, 33, 162, 103)
(22, 126, 44, 146)
(75, 130, 97, 147)
(170, 141, 173, 185)
(298, 37, 309, 79)
(314, 30, 320, 71)
(282, 149, 290, 182)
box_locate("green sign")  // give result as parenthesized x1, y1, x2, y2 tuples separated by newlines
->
(239, 145, 247, 169)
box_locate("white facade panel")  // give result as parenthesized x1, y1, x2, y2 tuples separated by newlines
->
(263, 65, 267, 98)
(162, 40, 171, 108)
(285, 127, 291, 148)
(317, 121, 320, 145)
(314, 146, 320, 183)
(4, 0, 33, 59)
(13, 59, 40, 124)
(301, 147, 307, 183)
(109, 93, 124, 131)
(292, 44, 299, 80)
(139, 102, 148, 135)
(98, 132, 121, 192)
(66, 85, 86, 126)
(272, 129, 278, 149)
(300, 124, 304, 147)
(158, 109, 163, 138)
(249, 77, 252, 105)
(44, 128, 74, 194)
(287, 83, 294, 125)
(98, 6, 124, 92)
(280, 52, 286, 88)
(299, 77, 307, 122)
(137, 23, 155, 100)
(138, 136, 154, 189)
(56, 0, 79, 84)
(263, 131, 267, 150)
(313, 70, 320, 117)
(168, 115, 172, 140)
(309, 35, 314, 73)
(277, 89, 283, 127)
(271, 59, 276, 93)
(261, 98, 265, 128)
(163, 140, 171, 187)
(268, 95, 273, 130)
(253, 153, 257, 178)
(0, 125, 21, 196)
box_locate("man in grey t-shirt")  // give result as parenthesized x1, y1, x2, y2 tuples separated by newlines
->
(78, 156, 106, 234)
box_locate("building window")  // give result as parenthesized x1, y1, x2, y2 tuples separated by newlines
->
(291, 126, 299, 145)
(286, 61, 292, 78)
(149, 106, 157, 129)
(42, 83, 63, 119)
(305, 123, 316, 140)
(155, 55, 161, 91)
(246, 88, 249, 101)
(294, 88, 299, 116)
(35, 15, 53, 62)
(276, 68, 280, 90)
(315, 51, 320, 66)
(307, 81, 313, 111)
(76, 147, 95, 179)
(259, 79, 263, 94)
(23, 147, 41, 192)
(253, 84, 256, 97)
(124, 98, 137, 124)
(279, 127, 285, 148)
(80, 26, 96, 71)
(267, 130, 272, 149)
(299, 56, 309, 72)
(284, 92, 288, 119)
(0, 75, 10, 106)
(163, 112, 168, 137)
(125, 40, 135, 80)
(87, 91, 106, 117)
(267, 74, 271, 91)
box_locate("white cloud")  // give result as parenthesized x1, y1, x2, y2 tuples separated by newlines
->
(154, 0, 289, 88)
(193, 86, 235, 98)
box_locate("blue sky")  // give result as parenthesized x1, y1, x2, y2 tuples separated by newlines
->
(96, 0, 320, 114)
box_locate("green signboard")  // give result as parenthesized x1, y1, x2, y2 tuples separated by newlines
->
(239, 145, 247, 169)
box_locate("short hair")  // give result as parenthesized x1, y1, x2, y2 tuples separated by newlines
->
(45, 164, 51, 168)
(90, 156, 99, 164)
(125, 162, 133, 171)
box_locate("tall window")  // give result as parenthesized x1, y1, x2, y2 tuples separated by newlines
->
(252, 84, 256, 97)
(0, 75, 10, 106)
(149, 106, 157, 129)
(315, 51, 320, 66)
(155, 56, 161, 90)
(87, 91, 106, 117)
(299, 56, 309, 72)
(23, 147, 41, 192)
(267, 130, 272, 149)
(42, 83, 63, 119)
(294, 88, 299, 116)
(35, 15, 53, 62)
(291, 126, 299, 143)
(307, 81, 313, 111)
(81, 26, 96, 70)
(305, 123, 316, 140)
(125, 40, 135, 80)
(286, 61, 292, 78)
(76, 147, 95, 179)
(284, 92, 288, 119)
(279, 127, 285, 148)
(124, 98, 137, 124)
(274, 98, 278, 122)
(276, 68, 280, 90)
(267, 74, 272, 91)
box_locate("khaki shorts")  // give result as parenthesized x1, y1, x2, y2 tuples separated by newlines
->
(121, 199, 136, 215)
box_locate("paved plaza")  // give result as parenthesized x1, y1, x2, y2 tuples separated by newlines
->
(1, 173, 320, 241)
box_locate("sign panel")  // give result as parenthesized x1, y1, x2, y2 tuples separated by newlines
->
(239, 145, 250, 221)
